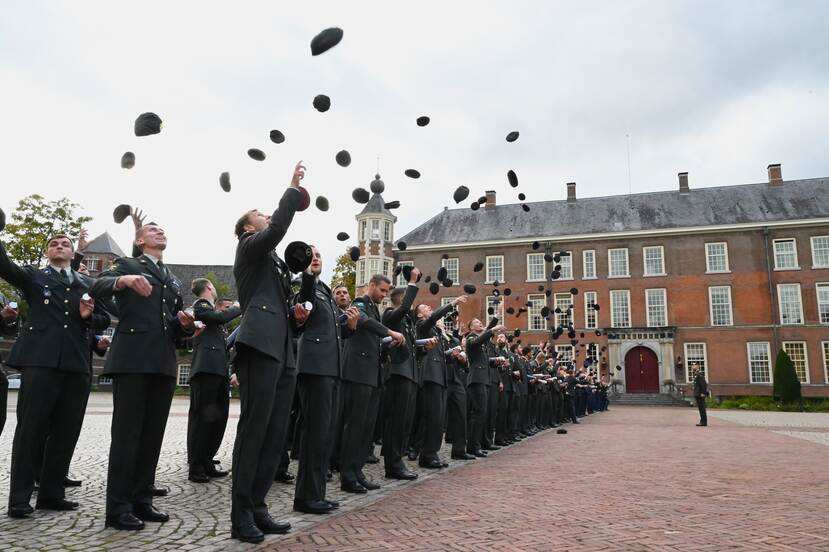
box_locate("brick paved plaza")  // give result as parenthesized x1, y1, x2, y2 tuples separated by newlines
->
(2, 394, 829, 551)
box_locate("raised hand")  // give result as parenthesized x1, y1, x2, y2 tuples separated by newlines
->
(291, 161, 306, 188)
(453, 295, 468, 305)
(77, 228, 90, 252)
(130, 206, 147, 231)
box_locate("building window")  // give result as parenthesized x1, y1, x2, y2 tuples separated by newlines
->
(441, 297, 458, 332)
(396, 261, 413, 286)
(383, 260, 390, 279)
(818, 283, 829, 324)
(84, 256, 102, 272)
(610, 290, 630, 328)
(102, 327, 115, 339)
(683, 343, 708, 383)
(747, 342, 772, 383)
(645, 288, 667, 327)
(608, 248, 629, 278)
(177, 364, 191, 387)
(559, 251, 573, 280)
(360, 220, 367, 241)
(586, 343, 599, 367)
(773, 238, 798, 270)
(705, 242, 729, 273)
(527, 294, 547, 331)
(782, 342, 809, 383)
(526, 253, 545, 281)
(554, 293, 572, 329)
(643, 246, 665, 276)
(98, 375, 112, 385)
(584, 291, 598, 329)
(369, 258, 380, 280)
(708, 286, 733, 326)
(582, 250, 596, 279)
(485, 255, 504, 284)
(442, 257, 459, 283)
(370, 219, 380, 240)
(811, 236, 829, 268)
(555, 345, 573, 363)
(823, 342, 829, 383)
(383, 221, 392, 242)
(777, 283, 803, 325)
(357, 260, 366, 286)
(485, 295, 504, 325)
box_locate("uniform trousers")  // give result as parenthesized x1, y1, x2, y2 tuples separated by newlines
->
(445, 382, 467, 456)
(230, 345, 296, 527)
(495, 390, 512, 443)
(418, 382, 445, 462)
(106, 373, 175, 517)
(466, 383, 487, 453)
(0, 371, 7, 438)
(187, 373, 230, 472)
(294, 374, 337, 502)
(484, 383, 499, 447)
(381, 375, 418, 471)
(9, 368, 89, 508)
(339, 381, 380, 485)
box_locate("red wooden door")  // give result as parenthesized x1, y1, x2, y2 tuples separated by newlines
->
(624, 347, 659, 393)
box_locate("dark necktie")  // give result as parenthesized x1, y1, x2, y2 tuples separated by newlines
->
(59, 268, 70, 286)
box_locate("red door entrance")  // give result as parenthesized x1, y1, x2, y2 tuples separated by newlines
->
(624, 347, 659, 393)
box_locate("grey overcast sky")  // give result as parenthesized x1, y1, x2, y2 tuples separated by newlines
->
(2, 1, 827, 281)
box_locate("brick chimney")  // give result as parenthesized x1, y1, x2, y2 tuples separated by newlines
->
(767, 163, 782, 186)
(566, 182, 576, 203)
(485, 190, 496, 209)
(678, 172, 689, 194)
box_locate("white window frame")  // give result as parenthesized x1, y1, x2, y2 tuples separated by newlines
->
(782, 341, 810, 384)
(558, 251, 573, 280)
(582, 250, 596, 279)
(441, 297, 458, 332)
(811, 236, 829, 269)
(485, 295, 504, 324)
(527, 294, 547, 331)
(554, 293, 572, 329)
(177, 363, 192, 387)
(817, 283, 829, 325)
(645, 288, 668, 327)
(777, 283, 804, 325)
(747, 342, 773, 384)
(586, 343, 599, 367)
(642, 245, 666, 277)
(705, 242, 730, 274)
(772, 238, 799, 270)
(359, 220, 367, 241)
(485, 255, 504, 284)
(370, 219, 381, 240)
(395, 261, 413, 286)
(441, 257, 459, 284)
(708, 286, 733, 327)
(84, 256, 102, 272)
(683, 343, 708, 383)
(383, 220, 392, 242)
(608, 248, 630, 278)
(584, 291, 598, 329)
(98, 375, 112, 385)
(555, 344, 573, 363)
(609, 289, 631, 328)
(357, 259, 366, 286)
(822, 341, 829, 384)
(526, 253, 546, 282)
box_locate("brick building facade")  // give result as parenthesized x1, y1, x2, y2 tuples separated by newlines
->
(388, 165, 829, 397)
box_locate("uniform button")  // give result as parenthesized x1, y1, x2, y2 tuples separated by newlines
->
(130, 329, 134, 333)
(65, 311, 69, 315)
(64, 299, 69, 303)
(163, 285, 167, 288)
(63, 325, 68, 329)
(66, 288, 70, 292)
(163, 299, 166, 303)
(28, 326, 33, 330)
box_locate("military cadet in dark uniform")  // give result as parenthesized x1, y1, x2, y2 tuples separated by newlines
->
(516, 347, 531, 437)
(228, 162, 311, 543)
(564, 368, 579, 424)
(442, 320, 474, 460)
(340, 274, 404, 494)
(413, 295, 467, 468)
(381, 269, 422, 480)
(0, 234, 110, 518)
(292, 246, 358, 514)
(692, 364, 709, 426)
(187, 279, 241, 483)
(494, 334, 515, 446)
(464, 318, 505, 457)
(483, 333, 503, 451)
(0, 292, 19, 439)
(91, 222, 195, 530)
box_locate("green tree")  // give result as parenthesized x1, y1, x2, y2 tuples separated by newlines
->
(205, 271, 240, 331)
(3, 194, 92, 267)
(330, 247, 356, 298)
(772, 349, 802, 404)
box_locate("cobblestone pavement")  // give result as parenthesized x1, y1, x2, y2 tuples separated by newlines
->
(708, 409, 829, 428)
(2, 398, 829, 551)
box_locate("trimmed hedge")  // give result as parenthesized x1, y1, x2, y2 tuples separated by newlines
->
(772, 349, 801, 404)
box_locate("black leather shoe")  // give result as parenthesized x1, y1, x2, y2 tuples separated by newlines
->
(341, 481, 367, 494)
(494, 441, 509, 447)
(36, 498, 78, 511)
(325, 499, 339, 509)
(63, 476, 82, 487)
(189, 471, 210, 483)
(483, 445, 501, 451)
(231, 522, 264, 543)
(253, 513, 291, 534)
(358, 477, 381, 490)
(326, 470, 333, 482)
(148, 485, 169, 497)
(365, 454, 380, 464)
(133, 504, 169, 522)
(471, 450, 487, 458)
(451, 453, 476, 460)
(293, 499, 334, 514)
(418, 459, 444, 469)
(385, 470, 418, 480)
(105, 512, 144, 530)
(205, 465, 229, 478)
(7, 504, 34, 518)
(407, 450, 419, 461)
(696, 423, 707, 426)
(274, 471, 294, 483)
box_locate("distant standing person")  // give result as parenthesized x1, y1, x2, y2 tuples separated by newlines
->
(692, 363, 708, 427)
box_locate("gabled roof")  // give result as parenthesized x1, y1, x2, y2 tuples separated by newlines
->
(358, 193, 397, 219)
(84, 231, 126, 257)
(397, 178, 829, 248)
